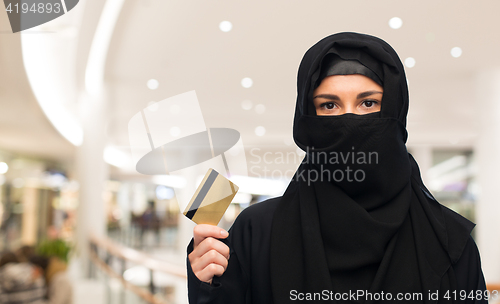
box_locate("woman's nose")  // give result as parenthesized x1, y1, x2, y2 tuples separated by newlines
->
(341, 104, 357, 115)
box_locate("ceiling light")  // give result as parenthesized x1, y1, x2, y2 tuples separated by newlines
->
(404, 57, 416, 68)
(147, 79, 159, 90)
(389, 17, 403, 29)
(156, 185, 174, 200)
(22, 35, 83, 146)
(219, 21, 233, 32)
(241, 77, 253, 88)
(451, 47, 462, 58)
(0, 162, 8, 174)
(85, 0, 126, 96)
(231, 192, 252, 204)
(255, 126, 266, 136)
(104, 146, 131, 168)
(152, 175, 187, 188)
(428, 155, 466, 179)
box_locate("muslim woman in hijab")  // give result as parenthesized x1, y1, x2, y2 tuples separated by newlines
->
(186, 32, 487, 304)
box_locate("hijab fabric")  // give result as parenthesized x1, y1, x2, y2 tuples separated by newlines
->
(316, 53, 383, 87)
(269, 32, 475, 303)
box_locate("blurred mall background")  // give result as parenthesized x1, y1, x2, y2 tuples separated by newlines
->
(1, 0, 500, 303)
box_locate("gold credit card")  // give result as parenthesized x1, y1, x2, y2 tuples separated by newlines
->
(183, 168, 239, 225)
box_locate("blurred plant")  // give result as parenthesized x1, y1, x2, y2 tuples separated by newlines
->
(36, 239, 71, 262)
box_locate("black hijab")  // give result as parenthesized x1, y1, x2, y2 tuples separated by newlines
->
(270, 32, 475, 303)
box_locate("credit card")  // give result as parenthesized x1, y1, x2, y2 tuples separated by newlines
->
(183, 168, 239, 225)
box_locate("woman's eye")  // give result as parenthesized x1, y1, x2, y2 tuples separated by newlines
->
(321, 102, 336, 109)
(362, 100, 378, 108)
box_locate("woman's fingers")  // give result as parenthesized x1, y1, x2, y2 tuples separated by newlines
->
(189, 224, 231, 283)
(193, 236, 230, 260)
(194, 263, 226, 284)
(190, 249, 229, 275)
(193, 224, 228, 248)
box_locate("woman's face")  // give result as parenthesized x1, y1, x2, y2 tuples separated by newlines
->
(313, 74, 383, 116)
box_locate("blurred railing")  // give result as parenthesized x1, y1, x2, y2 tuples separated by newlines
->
(106, 225, 178, 250)
(89, 233, 186, 304)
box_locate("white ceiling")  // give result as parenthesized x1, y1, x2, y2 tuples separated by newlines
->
(2, 0, 500, 177)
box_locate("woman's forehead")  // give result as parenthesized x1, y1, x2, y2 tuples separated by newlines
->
(314, 74, 384, 92)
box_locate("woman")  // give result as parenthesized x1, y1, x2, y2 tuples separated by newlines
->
(187, 32, 487, 303)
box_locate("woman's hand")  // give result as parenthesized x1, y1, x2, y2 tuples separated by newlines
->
(188, 224, 230, 284)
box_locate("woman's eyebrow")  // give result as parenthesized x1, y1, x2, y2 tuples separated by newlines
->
(313, 94, 340, 100)
(313, 91, 383, 100)
(357, 91, 383, 99)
